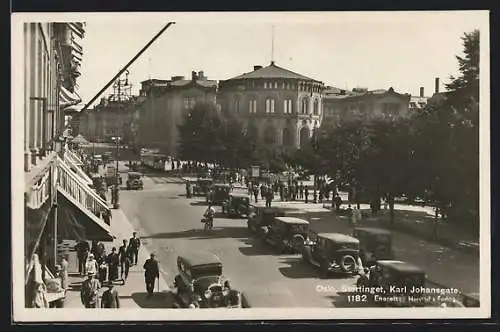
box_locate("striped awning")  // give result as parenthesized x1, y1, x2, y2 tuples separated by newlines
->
(60, 86, 82, 109)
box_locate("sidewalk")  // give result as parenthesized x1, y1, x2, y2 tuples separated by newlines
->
(62, 208, 170, 308)
(307, 212, 479, 296)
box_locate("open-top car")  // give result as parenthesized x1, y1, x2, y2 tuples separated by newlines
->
(356, 260, 427, 307)
(247, 205, 286, 235)
(206, 183, 231, 205)
(126, 172, 144, 190)
(353, 227, 394, 265)
(221, 192, 250, 217)
(193, 178, 213, 196)
(172, 252, 242, 308)
(302, 232, 361, 277)
(261, 217, 309, 254)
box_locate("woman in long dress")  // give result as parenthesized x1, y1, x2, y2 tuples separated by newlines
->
(60, 255, 70, 290)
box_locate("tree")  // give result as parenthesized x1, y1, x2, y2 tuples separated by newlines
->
(446, 30, 479, 95)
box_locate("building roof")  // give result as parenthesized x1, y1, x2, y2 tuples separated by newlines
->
(228, 62, 320, 82)
(169, 79, 217, 88)
(324, 87, 409, 101)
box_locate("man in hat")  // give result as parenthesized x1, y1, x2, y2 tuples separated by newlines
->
(80, 272, 101, 308)
(143, 253, 160, 298)
(118, 239, 131, 283)
(101, 282, 120, 308)
(106, 247, 120, 283)
(129, 232, 141, 266)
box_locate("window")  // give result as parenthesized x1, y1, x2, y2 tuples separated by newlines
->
(301, 97, 309, 114)
(282, 82, 286, 89)
(264, 82, 268, 89)
(313, 99, 319, 115)
(283, 99, 293, 114)
(249, 98, 257, 113)
(183, 96, 195, 109)
(274, 82, 278, 89)
(234, 96, 241, 113)
(265, 98, 275, 113)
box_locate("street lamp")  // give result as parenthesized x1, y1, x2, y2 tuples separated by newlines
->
(111, 136, 121, 179)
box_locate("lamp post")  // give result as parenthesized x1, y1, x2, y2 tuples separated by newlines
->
(111, 136, 121, 208)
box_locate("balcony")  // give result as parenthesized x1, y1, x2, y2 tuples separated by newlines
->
(63, 149, 93, 185)
(57, 156, 111, 226)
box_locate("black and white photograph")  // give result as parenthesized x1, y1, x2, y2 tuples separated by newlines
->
(11, 11, 490, 321)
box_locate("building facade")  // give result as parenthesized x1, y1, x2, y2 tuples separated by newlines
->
(322, 86, 411, 127)
(217, 62, 325, 149)
(22, 22, 112, 308)
(138, 70, 217, 155)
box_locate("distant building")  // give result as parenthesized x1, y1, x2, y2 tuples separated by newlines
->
(322, 86, 411, 127)
(217, 61, 325, 149)
(138, 70, 217, 155)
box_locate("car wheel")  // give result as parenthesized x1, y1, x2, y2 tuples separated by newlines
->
(340, 255, 357, 273)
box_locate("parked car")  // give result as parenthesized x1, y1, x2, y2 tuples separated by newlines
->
(222, 193, 250, 217)
(261, 217, 309, 254)
(356, 260, 427, 307)
(193, 178, 213, 196)
(126, 172, 144, 190)
(247, 205, 286, 235)
(207, 183, 231, 205)
(352, 227, 394, 265)
(302, 231, 361, 277)
(172, 252, 242, 308)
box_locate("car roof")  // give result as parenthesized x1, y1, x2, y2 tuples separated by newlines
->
(275, 216, 309, 225)
(178, 252, 222, 267)
(230, 192, 250, 198)
(354, 227, 391, 235)
(318, 232, 360, 244)
(377, 260, 425, 274)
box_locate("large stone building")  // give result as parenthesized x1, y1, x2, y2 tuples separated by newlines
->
(22, 23, 112, 308)
(322, 86, 411, 127)
(217, 61, 325, 149)
(138, 71, 217, 154)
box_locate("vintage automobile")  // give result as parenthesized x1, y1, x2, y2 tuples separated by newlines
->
(302, 232, 361, 277)
(221, 192, 250, 217)
(356, 260, 427, 307)
(206, 183, 231, 205)
(126, 172, 144, 190)
(353, 227, 394, 265)
(172, 252, 242, 308)
(261, 217, 309, 254)
(193, 178, 213, 196)
(247, 205, 286, 235)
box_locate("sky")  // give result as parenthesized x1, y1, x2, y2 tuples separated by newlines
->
(65, 11, 488, 108)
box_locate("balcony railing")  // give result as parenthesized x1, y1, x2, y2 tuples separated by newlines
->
(57, 156, 111, 225)
(64, 148, 83, 165)
(63, 151, 93, 185)
(27, 166, 52, 209)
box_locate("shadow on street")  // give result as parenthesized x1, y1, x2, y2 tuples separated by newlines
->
(237, 237, 281, 256)
(277, 257, 320, 279)
(190, 201, 208, 206)
(121, 291, 174, 308)
(142, 226, 249, 240)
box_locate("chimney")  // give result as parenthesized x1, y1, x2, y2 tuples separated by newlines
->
(198, 71, 205, 80)
(419, 87, 424, 97)
(192, 71, 198, 81)
(254, 65, 263, 71)
(435, 77, 440, 93)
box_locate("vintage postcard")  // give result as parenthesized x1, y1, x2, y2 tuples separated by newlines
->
(12, 11, 490, 321)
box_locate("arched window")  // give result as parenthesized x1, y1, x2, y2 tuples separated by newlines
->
(264, 126, 276, 145)
(301, 97, 309, 114)
(283, 98, 293, 114)
(313, 99, 319, 115)
(234, 96, 241, 113)
(265, 98, 275, 113)
(248, 97, 257, 113)
(299, 127, 310, 148)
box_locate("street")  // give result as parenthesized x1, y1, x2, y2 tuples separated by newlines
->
(119, 172, 358, 308)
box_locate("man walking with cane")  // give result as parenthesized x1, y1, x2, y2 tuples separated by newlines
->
(143, 253, 160, 298)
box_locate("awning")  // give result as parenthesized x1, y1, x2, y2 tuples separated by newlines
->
(57, 190, 113, 242)
(60, 86, 82, 109)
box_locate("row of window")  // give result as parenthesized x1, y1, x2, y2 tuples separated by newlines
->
(234, 97, 321, 115)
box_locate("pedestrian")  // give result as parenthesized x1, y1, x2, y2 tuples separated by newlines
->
(106, 247, 120, 283)
(279, 184, 284, 201)
(32, 282, 49, 308)
(143, 253, 160, 298)
(118, 239, 131, 283)
(253, 187, 259, 203)
(49, 266, 65, 308)
(60, 254, 69, 291)
(304, 187, 309, 204)
(75, 240, 90, 276)
(85, 253, 99, 277)
(299, 183, 304, 200)
(334, 194, 342, 211)
(129, 232, 141, 265)
(80, 272, 101, 308)
(260, 184, 265, 200)
(101, 282, 120, 308)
